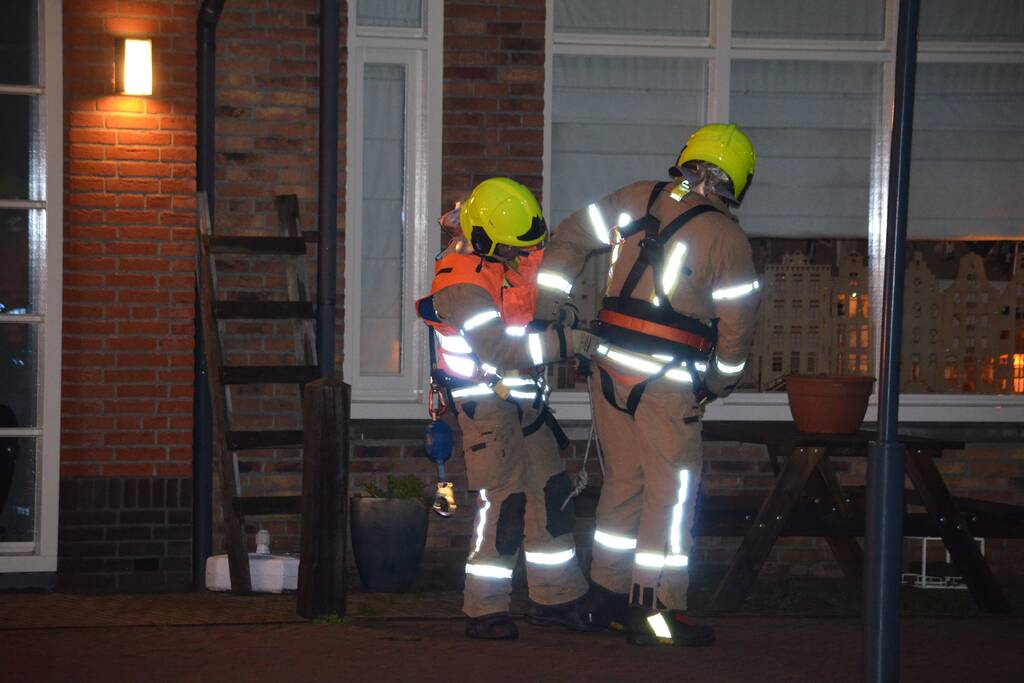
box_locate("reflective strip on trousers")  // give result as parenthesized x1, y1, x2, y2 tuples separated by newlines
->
(633, 469, 691, 570)
(594, 529, 637, 551)
(465, 563, 513, 579)
(471, 490, 491, 555)
(524, 548, 575, 565)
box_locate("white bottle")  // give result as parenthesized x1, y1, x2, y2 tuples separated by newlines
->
(255, 529, 271, 555)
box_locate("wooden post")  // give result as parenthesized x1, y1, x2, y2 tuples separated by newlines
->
(297, 377, 350, 619)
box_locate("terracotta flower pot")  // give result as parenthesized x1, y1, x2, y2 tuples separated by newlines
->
(785, 375, 875, 434)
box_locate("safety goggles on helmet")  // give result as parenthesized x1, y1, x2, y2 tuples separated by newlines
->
(459, 177, 548, 257)
(670, 123, 756, 205)
(677, 161, 737, 203)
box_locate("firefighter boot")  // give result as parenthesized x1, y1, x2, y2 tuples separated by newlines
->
(465, 612, 519, 640)
(624, 605, 715, 647)
(524, 595, 602, 632)
(586, 583, 629, 631)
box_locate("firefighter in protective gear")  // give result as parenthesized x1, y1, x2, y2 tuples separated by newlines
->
(416, 178, 602, 640)
(535, 123, 761, 647)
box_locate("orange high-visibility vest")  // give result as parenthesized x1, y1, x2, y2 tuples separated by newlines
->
(417, 250, 541, 381)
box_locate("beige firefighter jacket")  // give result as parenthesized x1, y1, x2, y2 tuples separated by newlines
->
(432, 282, 581, 374)
(537, 180, 761, 396)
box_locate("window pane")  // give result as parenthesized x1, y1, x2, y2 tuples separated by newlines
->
(357, 0, 422, 28)
(551, 55, 706, 226)
(920, 0, 1024, 42)
(551, 55, 706, 320)
(0, 209, 43, 315)
(731, 60, 882, 237)
(733, 0, 884, 40)
(909, 63, 1024, 238)
(554, 0, 709, 37)
(360, 63, 406, 375)
(0, 0, 38, 85)
(0, 95, 44, 201)
(0, 436, 35, 544)
(0, 324, 38, 428)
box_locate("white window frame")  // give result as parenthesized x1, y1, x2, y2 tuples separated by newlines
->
(0, 0, 63, 573)
(544, 0, 1024, 422)
(345, 0, 442, 419)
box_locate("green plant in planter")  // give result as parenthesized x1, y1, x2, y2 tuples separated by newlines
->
(361, 475, 432, 508)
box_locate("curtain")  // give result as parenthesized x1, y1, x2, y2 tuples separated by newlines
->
(731, 60, 881, 238)
(920, 0, 1024, 42)
(909, 62, 1024, 238)
(733, 0, 884, 40)
(360, 63, 406, 374)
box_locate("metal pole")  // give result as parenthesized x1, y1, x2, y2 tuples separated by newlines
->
(193, 0, 226, 591)
(317, 0, 340, 378)
(865, 0, 919, 680)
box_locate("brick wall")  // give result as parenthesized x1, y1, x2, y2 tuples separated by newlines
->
(208, 0, 347, 555)
(61, 0, 197, 590)
(442, 0, 545, 206)
(58, 477, 192, 591)
(214, 0, 323, 233)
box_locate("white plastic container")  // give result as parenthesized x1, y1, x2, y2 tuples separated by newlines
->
(204, 553, 300, 593)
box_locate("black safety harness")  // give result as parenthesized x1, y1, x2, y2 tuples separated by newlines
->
(595, 182, 721, 416)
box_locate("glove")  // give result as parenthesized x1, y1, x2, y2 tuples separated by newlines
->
(557, 302, 579, 329)
(694, 385, 718, 411)
(534, 290, 578, 327)
(570, 329, 602, 359)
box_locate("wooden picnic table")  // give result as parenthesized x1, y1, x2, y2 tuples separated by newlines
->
(696, 421, 1018, 614)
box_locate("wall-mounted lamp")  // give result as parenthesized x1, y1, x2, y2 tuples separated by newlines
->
(115, 38, 153, 95)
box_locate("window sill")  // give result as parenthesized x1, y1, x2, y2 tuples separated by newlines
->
(352, 390, 1024, 422)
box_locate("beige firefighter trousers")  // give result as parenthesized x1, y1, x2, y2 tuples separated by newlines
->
(456, 396, 588, 618)
(588, 365, 704, 611)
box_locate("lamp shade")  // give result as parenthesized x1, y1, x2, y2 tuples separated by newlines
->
(115, 38, 152, 95)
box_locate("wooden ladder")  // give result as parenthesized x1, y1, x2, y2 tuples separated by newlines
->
(195, 192, 319, 595)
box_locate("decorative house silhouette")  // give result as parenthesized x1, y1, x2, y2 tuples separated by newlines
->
(548, 248, 1024, 396)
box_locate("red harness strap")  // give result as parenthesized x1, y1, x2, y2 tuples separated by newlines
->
(598, 309, 713, 355)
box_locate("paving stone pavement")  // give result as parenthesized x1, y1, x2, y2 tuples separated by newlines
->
(1, 592, 1021, 682)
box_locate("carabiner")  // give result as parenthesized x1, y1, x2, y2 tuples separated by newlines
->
(427, 384, 448, 420)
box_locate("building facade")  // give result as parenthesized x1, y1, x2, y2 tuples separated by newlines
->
(1, 0, 1023, 591)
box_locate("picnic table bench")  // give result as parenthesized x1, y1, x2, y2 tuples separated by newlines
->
(694, 421, 1021, 614)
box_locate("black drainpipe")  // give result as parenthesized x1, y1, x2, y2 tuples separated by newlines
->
(193, 0, 226, 591)
(864, 0, 919, 680)
(317, 0, 340, 378)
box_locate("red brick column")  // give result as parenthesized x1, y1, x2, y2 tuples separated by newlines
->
(61, 0, 197, 590)
(442, 0, 546, 206)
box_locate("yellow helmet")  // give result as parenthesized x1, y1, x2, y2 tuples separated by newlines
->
(671, 123, 756, 204)
(459, 178, 547, 257)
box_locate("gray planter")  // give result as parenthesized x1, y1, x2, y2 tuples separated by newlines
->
(350, 497, 429, 592)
